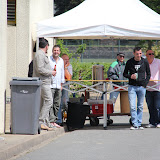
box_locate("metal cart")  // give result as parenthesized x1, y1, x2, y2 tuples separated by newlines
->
(63, 79, 131, 129)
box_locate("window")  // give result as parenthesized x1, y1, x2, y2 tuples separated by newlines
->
(7, 0, 16, 25)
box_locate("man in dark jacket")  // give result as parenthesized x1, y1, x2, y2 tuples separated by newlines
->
(107, 53, 127, 107)
(28, 60, 33, 77)
(123, 47, 150, 130)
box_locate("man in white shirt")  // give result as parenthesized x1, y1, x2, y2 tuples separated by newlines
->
(49, 45, 65, 128)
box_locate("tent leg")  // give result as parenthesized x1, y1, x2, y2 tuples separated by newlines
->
(103, 82, 107, 129)
(53, 38, 57, 45)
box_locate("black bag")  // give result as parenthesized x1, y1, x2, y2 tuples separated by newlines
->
(66, 102, 90, 131)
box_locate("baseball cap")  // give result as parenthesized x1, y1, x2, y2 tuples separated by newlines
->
(117, 53, 125, 57)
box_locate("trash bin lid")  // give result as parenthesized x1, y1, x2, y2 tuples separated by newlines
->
(10, 77, 42, 86)
(12, 77, 40, 81)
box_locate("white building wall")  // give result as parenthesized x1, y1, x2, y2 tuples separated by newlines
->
(0, 0, 7, 133)
(6, 27, 17, 96)
(30, 0, 54, 58)
(6, 0, 54, 97)
(4, 0, 54, 133)
(16, 1, 30, 78)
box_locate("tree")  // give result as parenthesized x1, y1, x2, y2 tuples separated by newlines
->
(140, 0, 160, 14)
(138, 1, 160, 53)
(54, 0, 84, 16)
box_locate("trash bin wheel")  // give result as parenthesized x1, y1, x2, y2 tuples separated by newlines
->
(129, 118, 132, 125)
(107, 119, 113, 125)
(38, 124, 41, 134)
(90, 117, 99, 126)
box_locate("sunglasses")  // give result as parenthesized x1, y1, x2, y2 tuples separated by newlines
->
(148, 53, 154, 55)
(120, 56, 124, 58)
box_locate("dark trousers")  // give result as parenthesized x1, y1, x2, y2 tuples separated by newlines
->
(145, 91, 160, 125)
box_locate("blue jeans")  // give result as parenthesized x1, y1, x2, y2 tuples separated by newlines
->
(145, 91, 160, 125)
(110, 91, 120, 108)
(128, 85, 146, 127)
(56, 85, 69, 124)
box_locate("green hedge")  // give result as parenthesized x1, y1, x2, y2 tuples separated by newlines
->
(71, 59, 111, 85)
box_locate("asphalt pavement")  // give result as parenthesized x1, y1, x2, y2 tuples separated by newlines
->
(1, 111, 160, 160)
(0, 127, 67, 160)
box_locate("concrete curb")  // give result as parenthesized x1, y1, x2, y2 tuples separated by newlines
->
(0, 126, 67, 160)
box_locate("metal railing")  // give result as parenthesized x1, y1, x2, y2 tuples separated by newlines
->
(62, 80, 160, 129)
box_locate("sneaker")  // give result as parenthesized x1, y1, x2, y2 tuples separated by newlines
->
(49, 124, 57, 129)
(130, 126, 138, 130)
(145, 124, 156, 128)
(156, 124, 160, 128)
(51, 122, 62, 128)
(138, 126, 144, 130)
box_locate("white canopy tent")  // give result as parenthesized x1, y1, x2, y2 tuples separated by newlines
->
(36, 0, 160, 129)
(37, 0, 160, 40)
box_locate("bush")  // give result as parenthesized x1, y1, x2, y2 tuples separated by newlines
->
(71, 59, 111, 81)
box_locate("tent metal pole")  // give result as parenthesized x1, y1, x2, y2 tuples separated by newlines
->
(53, 38, 56, 45)
(103, 82, 107, 129)
(118, 39, 120, 52)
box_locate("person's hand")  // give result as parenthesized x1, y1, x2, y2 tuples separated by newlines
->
(64, 61, 70, 68)
(131, 74, 137, 80)
(150, 76, 154, 80)
(52, 70, 56, 76)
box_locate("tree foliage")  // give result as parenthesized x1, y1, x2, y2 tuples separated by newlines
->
(54, 0, 84, 16)
(140, 0, 160, 14)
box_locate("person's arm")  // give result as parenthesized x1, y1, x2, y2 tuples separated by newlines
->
(107, 65, 119, 80)
(123, 61, 131, 79)
(28, 60, 33, 77)
(144, 60, 151, 87)
(36, 54, 52, 76)
(65, 67, 72, 80)
(61, 60, 65, 83)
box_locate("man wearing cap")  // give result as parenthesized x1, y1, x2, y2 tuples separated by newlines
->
(107, 52, 127, 107)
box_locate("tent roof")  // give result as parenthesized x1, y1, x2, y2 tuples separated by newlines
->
(37, 0, 160, 40)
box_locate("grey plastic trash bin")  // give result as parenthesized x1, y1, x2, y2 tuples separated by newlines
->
(10, 77, 42, 135)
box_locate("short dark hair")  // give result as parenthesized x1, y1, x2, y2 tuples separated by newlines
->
(52, 45, 61, 52)
(39, 38, 49, 48)
(133, 47, 141, 53)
